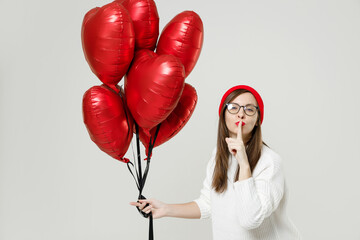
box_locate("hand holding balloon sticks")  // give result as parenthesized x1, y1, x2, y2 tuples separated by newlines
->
(81, 0, 204, 239)
(132, 123, 161, 219)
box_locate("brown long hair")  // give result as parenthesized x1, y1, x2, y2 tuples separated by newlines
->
(212, 89, 267, 193)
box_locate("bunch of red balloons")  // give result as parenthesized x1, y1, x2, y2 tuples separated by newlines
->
(81, 0, 204, 163)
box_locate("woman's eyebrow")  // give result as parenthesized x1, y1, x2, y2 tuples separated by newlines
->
(230, 102, 257, 106)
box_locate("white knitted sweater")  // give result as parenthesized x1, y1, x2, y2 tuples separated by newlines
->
(193, 145, 301, 240)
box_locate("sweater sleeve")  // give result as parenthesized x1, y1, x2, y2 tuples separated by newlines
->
(193, 148, 216, 219)
(233, 152, 285, 230)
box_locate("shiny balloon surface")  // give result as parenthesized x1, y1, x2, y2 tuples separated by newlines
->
(117, 0, 159, 50)
(139, 83, 197, 153)
(125, 49, 185, 131)
(82, 85, 133, 163)
(156, 11, 204, 77)
(81, 1, 204, 162)
(81, 2, 135, 89)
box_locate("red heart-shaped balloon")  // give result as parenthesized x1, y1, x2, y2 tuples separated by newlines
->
(81, 2, 135, 90)
(116, 0, 159, 50)
(82, 84, 133, 163)
(125, 49, 185, 132)
(156, 11, 204, 78)
(139, 83, 197, 154)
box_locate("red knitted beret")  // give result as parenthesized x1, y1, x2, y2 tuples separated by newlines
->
(218, 85, 264, 124)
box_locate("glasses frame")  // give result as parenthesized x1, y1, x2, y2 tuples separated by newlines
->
(225, 103, 259, 116)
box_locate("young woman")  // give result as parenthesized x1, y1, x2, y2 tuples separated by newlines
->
(130, 85, 301, 239)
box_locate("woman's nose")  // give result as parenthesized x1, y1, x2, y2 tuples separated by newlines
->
(237, 108, 245, 118)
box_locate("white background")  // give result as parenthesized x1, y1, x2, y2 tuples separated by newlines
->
(1, 0, 360, 239)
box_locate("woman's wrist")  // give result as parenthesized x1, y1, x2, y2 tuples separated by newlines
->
(238, 161, 250, 168)
(236, 153, 250, 167)
(238, 164, 251, 181)
(163, 203, 171, 217)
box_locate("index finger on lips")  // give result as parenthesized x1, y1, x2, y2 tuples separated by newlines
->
(237, 120, 243, 140)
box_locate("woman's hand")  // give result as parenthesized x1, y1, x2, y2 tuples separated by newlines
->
(130, 198, 168, 219)
(225, 120, 249, 167)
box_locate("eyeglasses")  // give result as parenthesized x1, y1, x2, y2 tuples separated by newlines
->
(225, 103, 259, 116)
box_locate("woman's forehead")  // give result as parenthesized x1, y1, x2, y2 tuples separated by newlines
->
(230, 92, 257, 105)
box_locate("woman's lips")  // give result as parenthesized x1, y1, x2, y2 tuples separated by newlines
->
(236, 122, 245, 126)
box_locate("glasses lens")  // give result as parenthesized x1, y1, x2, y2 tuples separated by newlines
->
(244, 105, 257, 116)
(226, 103, 239, 114)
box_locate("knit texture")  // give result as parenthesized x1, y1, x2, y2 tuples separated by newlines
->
(193, 145, 301, 240)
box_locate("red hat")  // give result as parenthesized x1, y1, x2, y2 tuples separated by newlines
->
(218, 85, 264, 124)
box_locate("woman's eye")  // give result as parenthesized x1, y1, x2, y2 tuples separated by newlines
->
(228, 104, 236, 110)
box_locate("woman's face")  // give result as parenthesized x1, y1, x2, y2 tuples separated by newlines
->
(224, 92, 259, 140)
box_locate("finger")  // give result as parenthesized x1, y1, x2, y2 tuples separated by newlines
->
(138, 199, 152, 205)
(229, 143, 243, 152)
(237, 121, 243, 140)
(142, 205, 152, 213)
(225, 137, 235, 144)
(130, 202, 147, 211)
(228, 145, 237, 155)
(129, 202, 141, 207)
(137, 202, 147, 210)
